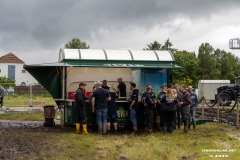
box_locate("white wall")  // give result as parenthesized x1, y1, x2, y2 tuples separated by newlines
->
(0, 63, 38, 86)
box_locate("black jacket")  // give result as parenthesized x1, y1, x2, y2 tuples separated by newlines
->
(74, 88, 86, 109)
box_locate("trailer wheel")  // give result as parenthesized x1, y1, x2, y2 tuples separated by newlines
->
(219, 92, 232, 106)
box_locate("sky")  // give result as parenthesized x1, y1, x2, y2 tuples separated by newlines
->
(0, 0, 240, 64)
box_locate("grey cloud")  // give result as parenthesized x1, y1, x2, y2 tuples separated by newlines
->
(0, 0, 239, 63)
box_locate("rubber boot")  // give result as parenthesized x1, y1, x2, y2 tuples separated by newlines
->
(193, 124, 196, 130)
(148, 127, 153, 134)
(98, 123, 103, 134)
(145, 127, 148, 134)
(82, 124, 89, 135)
(131, 126, 138, 135)
(183, 125, 188, 133)
(76, 123, 80, 134)
(156, 116, 161, 130)
(103, 123, 107, 135)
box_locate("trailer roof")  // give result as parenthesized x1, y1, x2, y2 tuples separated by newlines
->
(198, 80, 230, 84)
(59, 49, 175, 62)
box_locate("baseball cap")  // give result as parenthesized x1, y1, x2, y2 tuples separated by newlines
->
(96, 81, 102, 85)
(161, 83, 167, 88)
(130, 82, 136, 88)
(79, 82, 87, 86)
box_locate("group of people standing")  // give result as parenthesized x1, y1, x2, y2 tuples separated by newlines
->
(73, 78, 198, 135)
(142, 84, 198, 134)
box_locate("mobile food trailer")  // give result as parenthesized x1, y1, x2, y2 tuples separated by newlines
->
(24, 49, 182, 126)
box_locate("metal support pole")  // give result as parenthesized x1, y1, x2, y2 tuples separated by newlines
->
(201, 97, 204, 119)
(236, 99, 239, 129)
(217, 96, 220, 125)
(29, 84, 33, 107)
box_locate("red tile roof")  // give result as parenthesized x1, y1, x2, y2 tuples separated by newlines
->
(0, 52, 24, 64)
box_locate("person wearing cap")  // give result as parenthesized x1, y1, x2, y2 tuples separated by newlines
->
(178, 85, 192, 133)
(106, 86, 118, 133)
(113, 77, 126, 97)
(129, 82, 139, 134)
(74, 82, 89, 134)
(188, 86, 198, 130)
(91, 81, 111, 135)
(156, 83, 167, 130)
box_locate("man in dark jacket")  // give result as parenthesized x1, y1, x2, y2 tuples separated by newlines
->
(188, 86, 198, 130)
(113, 77, 126, 97)
(156, 84, 167, 130)
(178, 85, 192, 133)
(129, 82, 139, 134)
(74, 82, 89, 134)
(144, 86, 155, 134)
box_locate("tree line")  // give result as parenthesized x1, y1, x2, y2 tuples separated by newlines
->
(65, 38, 240, 87)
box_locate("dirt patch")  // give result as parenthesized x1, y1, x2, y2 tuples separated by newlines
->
(0, 122, 73, 160)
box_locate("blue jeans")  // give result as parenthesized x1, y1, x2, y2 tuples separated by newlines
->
(96, 108, 108, 124)
(130, 108, 137, 127)
(188, 106, 196, 128)
(96, 108, 108, 134)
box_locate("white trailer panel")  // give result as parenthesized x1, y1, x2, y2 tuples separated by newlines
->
(198, 80, 230, 100)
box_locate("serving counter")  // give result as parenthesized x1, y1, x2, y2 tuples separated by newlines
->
(63, 99, 144, 127)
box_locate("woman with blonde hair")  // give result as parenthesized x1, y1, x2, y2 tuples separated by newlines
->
(160, 88, 177, 133)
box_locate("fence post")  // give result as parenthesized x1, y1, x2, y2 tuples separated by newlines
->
(217, 96, 220, 125)
(201, 97, 204, 119)
(237, 99, 239, 129)
(29, 85, 33, 107)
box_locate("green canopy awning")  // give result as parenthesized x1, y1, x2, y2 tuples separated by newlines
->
(24, 49, 183, 99)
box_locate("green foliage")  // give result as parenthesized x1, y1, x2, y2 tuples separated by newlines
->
(173, 50, 199, 87)
(64, 37, 90, 49)
(214, 49, 240, 83)
(197, 43, 220, 79)
(0, 76, 15, 88)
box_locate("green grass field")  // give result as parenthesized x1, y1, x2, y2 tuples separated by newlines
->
(0, 112, 44, 121)
(36, 123, 240, 160)
(3, 94, 56, 107)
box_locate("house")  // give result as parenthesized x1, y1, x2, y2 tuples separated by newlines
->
(0, 52, 38, 86)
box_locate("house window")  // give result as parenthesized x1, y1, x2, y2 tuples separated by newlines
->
(22, 70, 26, 73)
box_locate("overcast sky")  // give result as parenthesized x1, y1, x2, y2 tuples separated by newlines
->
(0, 0, 240, 64)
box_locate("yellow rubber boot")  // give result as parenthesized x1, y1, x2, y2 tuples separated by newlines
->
(76, 123, 80, 134)
(82, 124, 89, 135)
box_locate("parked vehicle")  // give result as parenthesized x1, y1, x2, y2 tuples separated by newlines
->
(198, 80, 230, 102)
(217, 77, 240, 106)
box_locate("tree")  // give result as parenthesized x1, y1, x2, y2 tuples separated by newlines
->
(161, 38, 173, 50)
(173, 50, 199, 87)
(197, 43, 220, 79)
(144, 41, 162, 50)
(214, 49, 240, 82)
(64, 37, 90, 49)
